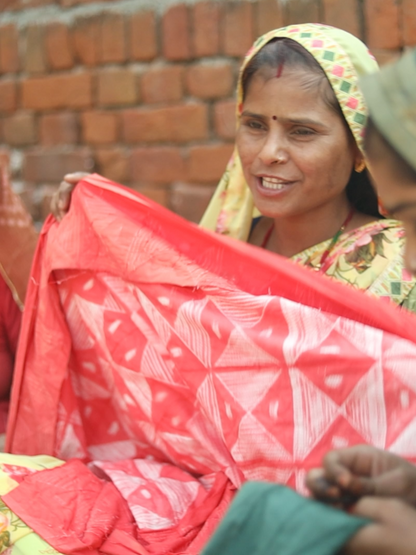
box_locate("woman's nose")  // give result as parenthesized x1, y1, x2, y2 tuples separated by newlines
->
(258, 133, 289, 166)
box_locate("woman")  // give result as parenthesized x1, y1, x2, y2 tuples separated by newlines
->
(205, 46, 416, 555)
(55, 24, 416, 310)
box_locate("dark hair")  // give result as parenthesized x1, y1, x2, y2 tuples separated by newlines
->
(364, 116, 416, 183)
(241, 38, 381, 218)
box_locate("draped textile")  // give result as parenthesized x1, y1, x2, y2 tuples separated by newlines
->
(6, 174, 416, 554)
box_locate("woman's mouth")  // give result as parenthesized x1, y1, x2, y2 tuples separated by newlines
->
(257, 176, 295, 193)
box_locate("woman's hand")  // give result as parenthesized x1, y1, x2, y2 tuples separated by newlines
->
(344, 497, 416, 554)
(306, 445, 416, 506)
(50, 172, 90, 221)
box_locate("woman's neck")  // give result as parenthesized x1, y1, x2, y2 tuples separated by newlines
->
(268, 199, 356, 258)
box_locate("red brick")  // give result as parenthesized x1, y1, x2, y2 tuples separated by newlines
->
(22, 73, 92, 110)
(0, 80, 17, 113)
(3, 112, 36, 146)
(141, 66, 184, 104)
(284, 0, 321, 25)
(0, 24, 19, 74)
(59, 0, 112, 5)
(132, 185, 169, 207)
(97, 68, 138, 107)
(130, 147, 185, 184)
(40, 113, 78, 145)
(100, 13, 127, 64)
(24, 148, 94, 183)
(81, 111, 119, 144)
(23, 24, 47, 74)
(322, 0, 361, 37)
(223, 2, 255, 57)
(72, 15, 101, 66)
(371, 49, 401, 66)
(123, 104, 209, 144)
(255, 0, 284, 37)
(187, 144, 234, 183)
(214, 100, 236, 140)
(170, 182, 216, 223)
(402, 0, 416, 47)
(95, 147, 130, 183)
(186, 63, 234, 99)
(365, 0, 401, 49)
(192, 2, 221, 57)
(162, 4, 191, 61)
(45, 22, 74, 71)
(130, 11, 158, 61)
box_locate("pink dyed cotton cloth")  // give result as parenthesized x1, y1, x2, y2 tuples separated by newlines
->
(6, 175, 416, 554)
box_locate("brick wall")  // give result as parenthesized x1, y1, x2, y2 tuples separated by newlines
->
(0, 0, 414, 223)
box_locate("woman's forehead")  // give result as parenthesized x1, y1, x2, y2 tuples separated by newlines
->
(243, 68, 338, 116)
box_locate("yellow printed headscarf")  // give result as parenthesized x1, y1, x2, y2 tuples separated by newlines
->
(200, 24, 379, 241)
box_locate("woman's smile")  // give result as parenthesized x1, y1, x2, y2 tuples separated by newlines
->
(256, 175, 297, 194)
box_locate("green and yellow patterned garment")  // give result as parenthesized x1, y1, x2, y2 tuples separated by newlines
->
(200, 24, 416, 311)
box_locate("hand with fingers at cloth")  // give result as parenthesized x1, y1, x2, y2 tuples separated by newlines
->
(50, 172, 90, 221)
(307, 445, 416, 555)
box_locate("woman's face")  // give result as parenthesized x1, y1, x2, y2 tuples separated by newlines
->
(236, 66, 358, 220)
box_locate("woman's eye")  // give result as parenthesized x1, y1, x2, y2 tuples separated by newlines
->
(243, 119, 265, 131)
(292, 128, 315, 136)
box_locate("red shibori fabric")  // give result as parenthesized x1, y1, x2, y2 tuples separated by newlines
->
(6, 174, 416, 554)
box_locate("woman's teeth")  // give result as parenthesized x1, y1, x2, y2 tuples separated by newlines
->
(261, 177, 289, 190)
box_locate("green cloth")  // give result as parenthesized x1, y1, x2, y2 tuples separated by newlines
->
(202, 482, 369, 555)
(360, 48, 416, 172)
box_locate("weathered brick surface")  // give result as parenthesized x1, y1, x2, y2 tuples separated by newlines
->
(365, 0, 401, 49)
(187, 144, 234, 183)
(72, 15, 101, 66)
(285, 0, 321, 25)
(162, 4, 191, 61)
(186, 63, 234, 99)
(402, 0, 416, 47)
(81, 111, 119, 144)
(322, 0, 361, 37)
(0, 24, 19, 74)
(3, 113, 36, 146)
(130, 11, 158, 61)
(255, 0, 284, 37)
(24, 148, 94, 183)
(40, 113, 78, 145)
(95, 148, 130, 184)
(97, 68, 138, 107)
(131, 147, 185, 184)
(100, 13, 127, 64)
(214, 100, 237, 140)
(46, 22, 74, 71)
(223, 2, 255, 57)
(0, 79, 17, 113)
(133, 185, 169, 207)
(192, 2, 221, 57)
(141, 66, 184, 104)
(170, 182, 216, 223)
(123, 104, 209, 144)
(22, 73, 93, 110)
(23, 25, 47, 75)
